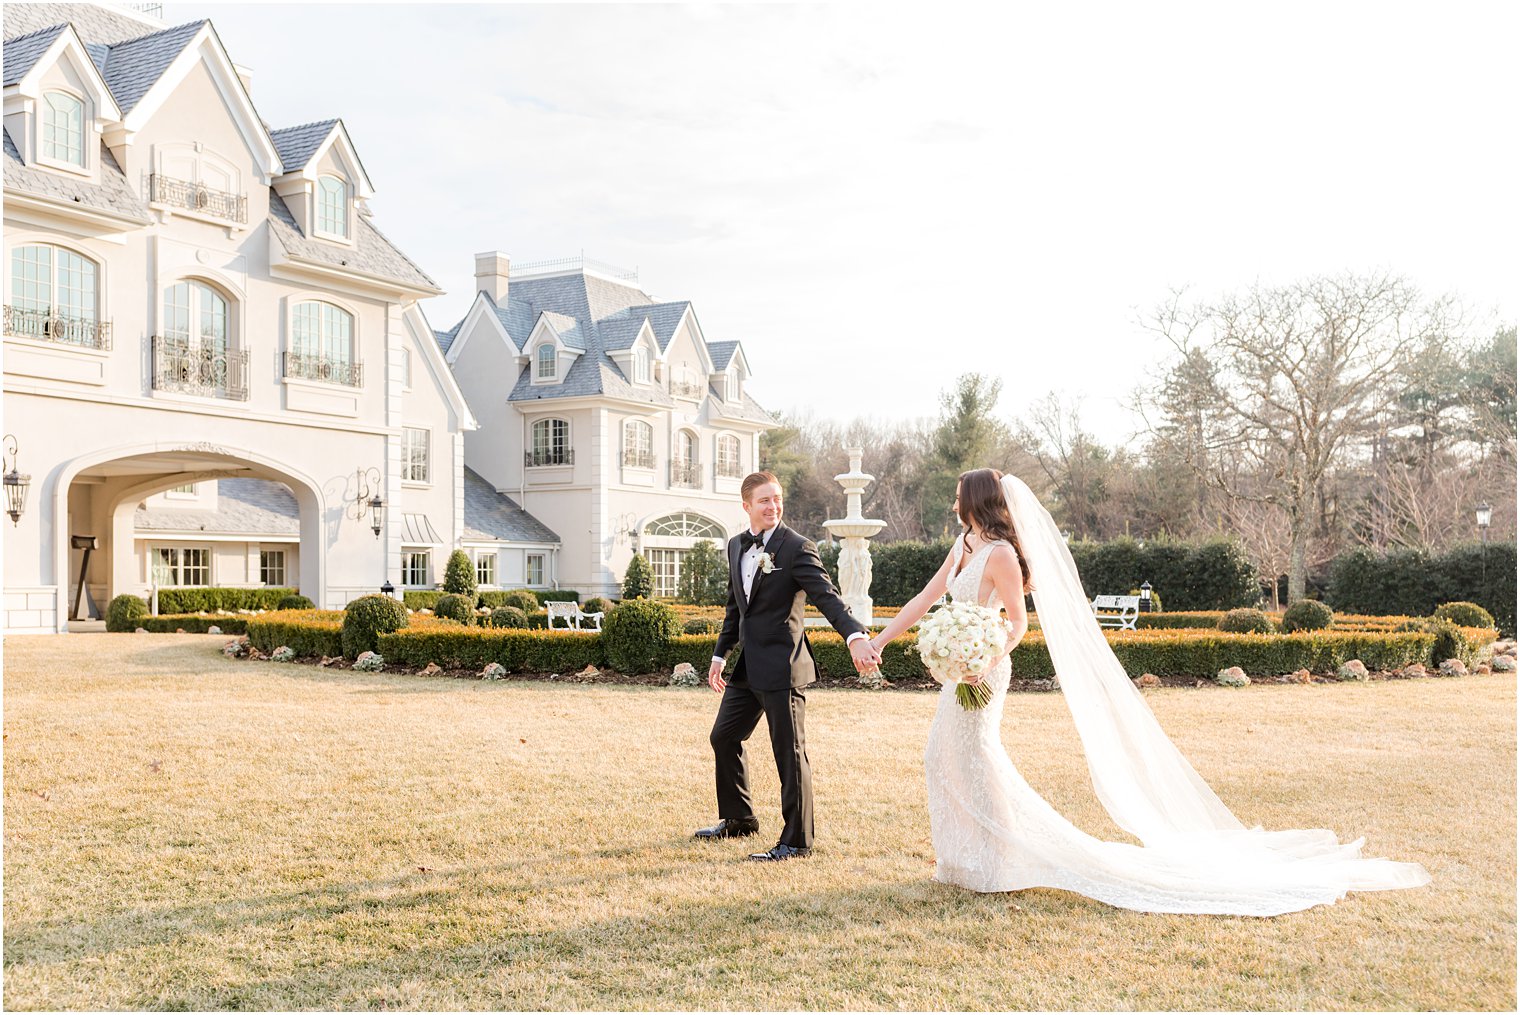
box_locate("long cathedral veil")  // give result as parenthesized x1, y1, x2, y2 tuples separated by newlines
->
(999, 473, 1430, 891)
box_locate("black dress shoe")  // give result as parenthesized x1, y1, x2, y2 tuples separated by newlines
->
(694, 817, 760, 840)
(748, 842, 812, 861)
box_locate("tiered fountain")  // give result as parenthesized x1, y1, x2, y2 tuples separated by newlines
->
(822, 446, 886, 628)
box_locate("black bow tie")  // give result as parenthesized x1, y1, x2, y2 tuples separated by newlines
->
(740, 530, 766, 551)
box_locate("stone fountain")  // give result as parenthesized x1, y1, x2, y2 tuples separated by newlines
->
(822, 446, 886, 628)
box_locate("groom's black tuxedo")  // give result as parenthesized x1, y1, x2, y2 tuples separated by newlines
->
(709, 523, 866, 849)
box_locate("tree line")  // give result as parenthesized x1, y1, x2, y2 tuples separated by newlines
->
(759, 272, 1516, 606)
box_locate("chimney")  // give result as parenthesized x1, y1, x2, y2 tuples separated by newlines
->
(475, 251, 511, 305)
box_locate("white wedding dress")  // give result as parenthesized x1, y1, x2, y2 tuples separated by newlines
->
(923, 509, 1431, 916)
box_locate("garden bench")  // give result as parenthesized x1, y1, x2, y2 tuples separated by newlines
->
(546, 600, 604, 631)
(1091, 594, 1140, 631)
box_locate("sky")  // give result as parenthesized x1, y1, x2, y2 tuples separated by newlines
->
(171, 0, 1518, 445)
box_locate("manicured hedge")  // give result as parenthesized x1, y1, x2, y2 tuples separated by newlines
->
(246, 610, 345, 657)
(156, 587, 297, 613)
(377, 627, 604, 672)
(406, 589, 582, 611)
(139, 614, 249, 634)
(1326, 542, 1517, 635)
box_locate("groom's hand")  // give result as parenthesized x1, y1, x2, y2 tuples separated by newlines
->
(849, 638, 882, 672)
(708, 658, 726, 693)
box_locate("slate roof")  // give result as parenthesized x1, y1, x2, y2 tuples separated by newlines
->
(3, 3, 165, 46)
(268, 192, 440, 293)
(706, 341, 739, 370)
(97, 20, 205, 116)
(434, 325, 461, 355)
(2, 24, 67, 85)
(463, 468, 561, 544)
(269, 119, 337, 171)
(2, 129, 152, 221)
(134, 478, 300, 536)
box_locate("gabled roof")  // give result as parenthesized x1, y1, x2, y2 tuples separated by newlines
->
(268, 192, 440, 295)
(710, 388, 775, 425)
(269, 119, 337, 172)
(537, 310, 587, 351)
(707, 341, 740, 370)
(463, 468, 560, 544)
(97, 19, 204, 116)
(2, 24, 68, 85)
(593, 315, 651, 352)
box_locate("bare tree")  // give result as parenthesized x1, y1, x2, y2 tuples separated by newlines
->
(1141, 273, 1456, 602)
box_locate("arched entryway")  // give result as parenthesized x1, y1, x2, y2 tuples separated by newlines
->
(640, 510, 726, 597)
(51, 442, 326, 630)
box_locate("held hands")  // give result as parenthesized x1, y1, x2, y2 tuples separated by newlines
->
(708, 658, 726, 693)
(849, 637, 883, 673)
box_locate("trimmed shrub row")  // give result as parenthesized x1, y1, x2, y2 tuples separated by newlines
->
(378, 627, 605, 672)
(139, 614, 249, 634)
(246, 610, 345, 657)
(155, 587, 298, 613)
(1327, 542, 1517, 635)
(403, 588, 580, 611)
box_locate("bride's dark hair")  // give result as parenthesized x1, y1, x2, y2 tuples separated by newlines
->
(957, 468, 1034, 593)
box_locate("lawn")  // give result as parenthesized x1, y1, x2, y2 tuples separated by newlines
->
(3, 634, 1514, 1011)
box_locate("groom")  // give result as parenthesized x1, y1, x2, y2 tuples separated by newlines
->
(695, 471, 881, 860)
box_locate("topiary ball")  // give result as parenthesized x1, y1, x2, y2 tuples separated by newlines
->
(1217, 608, 1274, 634)
(683, 617, 721, 635)
(1433, 601, 1496, 629)
(434, 593, 475, 624)
(106, 594, 148, 632)
(277, 594, 315, 611)
(341, 594, 409, 659)
(502, 589, 539, 613)
(1395, 617, 1465, 668)
(1281, 599, 1334, 633)
(583, 596, 611, 616)
(603, 599, 679, 674)
(490, 606, 529, 629)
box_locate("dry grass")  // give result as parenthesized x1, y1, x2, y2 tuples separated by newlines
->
(3, 634, 1513, 1011)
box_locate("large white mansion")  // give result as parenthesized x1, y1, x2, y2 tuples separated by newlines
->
(1, 3, 773, 633)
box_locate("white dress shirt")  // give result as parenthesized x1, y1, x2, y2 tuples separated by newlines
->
(713, 525, 866, 667)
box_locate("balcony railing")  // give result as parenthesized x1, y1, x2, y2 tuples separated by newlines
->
(152, 336, 249, 400)
(525, 447, 574, 468)
(4, 304, 111, 350)
(670, 459, 701, 488)
(148, 173, 248, 224)
(670, 379, 706, 400)
(716, 459, 743, 479)
(283, 350, 362, 387)
(622, 449, 655, 469)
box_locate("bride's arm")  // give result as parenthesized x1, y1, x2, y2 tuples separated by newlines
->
(869, 549, 956, 652)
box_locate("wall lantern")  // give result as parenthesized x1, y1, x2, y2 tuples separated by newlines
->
(3, 434, 30, 526)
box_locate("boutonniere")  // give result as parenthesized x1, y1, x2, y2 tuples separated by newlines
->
(757, 552, 778, 575)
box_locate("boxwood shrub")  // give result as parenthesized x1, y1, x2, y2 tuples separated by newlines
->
(140, 614, 249, 634)
(341, 595, 409, 658)
(377, 627, 604, 672)
(1433, 601, 1496, 630)
(106, 593, 148, 632)
(603, 599, 679, 674)
(156, 587, 297, 613)
(247, 610, 345, 657)
(1281, 600, 1334, 633)
(434, 593, 475, 624)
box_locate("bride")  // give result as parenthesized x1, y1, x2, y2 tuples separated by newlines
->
(867, 468, 1430, 916)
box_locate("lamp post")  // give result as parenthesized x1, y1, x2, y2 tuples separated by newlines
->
(1139, 580, 1153, 613)
(3, 434, 30, 526)
(1477, 502, 1492, 585)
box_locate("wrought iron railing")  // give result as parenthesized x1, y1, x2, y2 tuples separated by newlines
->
(716, 458, 743, 479)
(4, 304, 111, 349)
(283, 350, 362, 387)
(525, 447, 574, 467)
(152, 336, 249, 400)
(670, 460, 701, 488)
(670, 379, 706, 400)
(622, 449, 655, 469)
(513, 254, 637, 282)
(148, 173, 248, 224)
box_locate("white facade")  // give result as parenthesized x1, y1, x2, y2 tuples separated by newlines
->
(1, 4, 480, 631)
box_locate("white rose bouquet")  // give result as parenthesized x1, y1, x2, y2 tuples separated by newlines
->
(910, 600, 1011, 710)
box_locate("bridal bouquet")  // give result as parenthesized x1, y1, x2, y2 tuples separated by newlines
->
(912, 601, 1010, 710)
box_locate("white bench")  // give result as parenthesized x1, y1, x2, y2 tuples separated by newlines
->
(546, 600, 604, 631)
(1091, 594, 1140, 631)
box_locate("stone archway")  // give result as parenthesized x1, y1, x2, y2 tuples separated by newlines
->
(50, 441, 326, 630)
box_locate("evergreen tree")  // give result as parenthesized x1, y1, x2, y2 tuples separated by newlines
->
(442, 549, 477, 597)
(622, 552, 654, 599)
(676, 539, 728, 606)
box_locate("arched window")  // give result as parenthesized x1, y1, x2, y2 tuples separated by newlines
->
(290, 300, 358, 385)
(642, 512, 727, 596)
(317, 175, 349, 238)
(536, 343, 556, 379)
(622, 419, 654, 468)
(671, 429, 699, 487)
(529, 418, 571, 466)
(634, 347, 651, 383)
(163, 280, 229, 352)
(8, 244, 101, 346)
(716, 433, 742, 478)
(43, 91, 84, 166)
(645, 512, 726, 539)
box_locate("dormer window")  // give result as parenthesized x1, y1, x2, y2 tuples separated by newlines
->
(536, 344, 556, 379)
(317, 175, 349, 238)
(726, 372, 741, 402)
(43, 91, 85, 167)
(634, 347, 651, 384)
